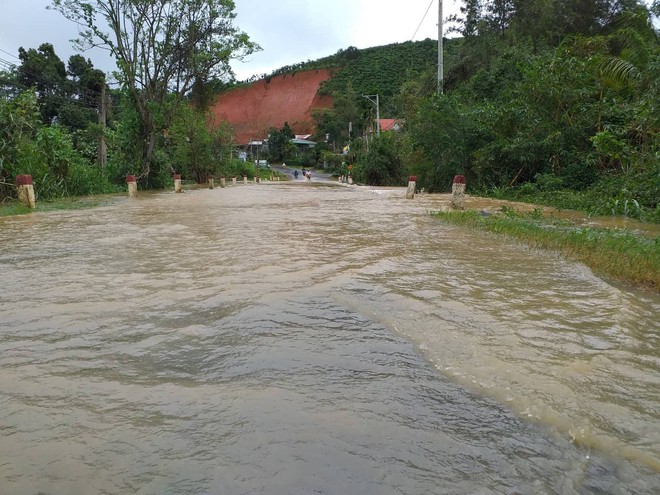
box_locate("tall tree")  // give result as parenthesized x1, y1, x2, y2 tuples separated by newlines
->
(51, 0, 259, 180)
(267, 122, 295, 163)
(16, 43, 67, 124)
(58, 54, 106, 131)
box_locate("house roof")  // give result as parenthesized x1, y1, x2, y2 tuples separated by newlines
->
(378, 118, 404, 131)
(292, 138, 316, 146)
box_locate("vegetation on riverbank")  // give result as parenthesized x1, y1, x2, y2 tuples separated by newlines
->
(311, 3, 659, 224)
(475, 168, 660, 223)
(435, 207, 659, 290)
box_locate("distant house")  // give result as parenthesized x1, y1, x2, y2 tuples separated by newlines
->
(242, 139, 268, 161)
(378, 119, 404, 132)
(291, 137, 316, 149)
(239, 136, 316, 161)
(291, 137, 316, 157)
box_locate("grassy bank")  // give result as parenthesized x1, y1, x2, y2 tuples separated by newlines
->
(480, 171, 660, 224)
(0, 196, 117, 217)
(434, 207, 659, 290)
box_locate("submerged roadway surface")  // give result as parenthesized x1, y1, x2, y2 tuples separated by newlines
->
(1, 181, 659, 494)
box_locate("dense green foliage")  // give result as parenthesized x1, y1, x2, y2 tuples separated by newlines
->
(300, 1, 659, 222)
(1, 1, 257, 203)
(51, 0, 258, 178)
(0, 89, 115, 200)
(267, 122, 296, 163)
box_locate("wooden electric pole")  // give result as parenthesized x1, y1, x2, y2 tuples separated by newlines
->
(98, 82, 107, 168)
(438, 0, 444, 95)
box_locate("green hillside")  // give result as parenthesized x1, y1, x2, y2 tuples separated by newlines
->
(237, 38, 461, 117)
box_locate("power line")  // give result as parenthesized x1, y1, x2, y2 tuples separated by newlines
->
(0, 48, 20, 61)
(412, 0, 435, 40)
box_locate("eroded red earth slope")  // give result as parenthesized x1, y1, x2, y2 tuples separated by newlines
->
(209, 69, 334, 144)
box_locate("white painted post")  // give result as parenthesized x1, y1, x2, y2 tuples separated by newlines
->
(16, 174, 36, 208)
(174, 174, 182, 193)
(126, 174, 138, 198)
(243, 175, 248, 185)
(406, 175, 417, 199)
(232, 177, 237, 186)
(208, 177, 215, 189)
(220, 176, 226, 188)
(451, 175, 466, 209)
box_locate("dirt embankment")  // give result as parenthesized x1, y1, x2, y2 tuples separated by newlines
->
(209, 69, 334, 144)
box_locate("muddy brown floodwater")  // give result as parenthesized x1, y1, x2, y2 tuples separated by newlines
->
(1, 182, 658, 495)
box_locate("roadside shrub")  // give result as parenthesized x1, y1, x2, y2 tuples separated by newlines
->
(534, 173, 564, 192)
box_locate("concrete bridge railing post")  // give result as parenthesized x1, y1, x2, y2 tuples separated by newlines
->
(451, 175, 466, 209)
(16, 174, 36, 208)
(126, 175, 137, 198)
(406, 176, 417, 199)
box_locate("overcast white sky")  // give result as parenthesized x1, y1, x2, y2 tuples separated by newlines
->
(0, 0, 462, 82)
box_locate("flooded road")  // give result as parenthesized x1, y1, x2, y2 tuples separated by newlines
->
(1, 182, 658, 494)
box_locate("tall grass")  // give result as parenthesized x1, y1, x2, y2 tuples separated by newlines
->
(435, 208, 659, 290)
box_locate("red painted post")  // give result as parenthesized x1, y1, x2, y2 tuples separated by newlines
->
(406, 175, 417, 199)
(452, 175, 466, 209)
(16, 174, 36, 208)
(126, 175, 137, 197)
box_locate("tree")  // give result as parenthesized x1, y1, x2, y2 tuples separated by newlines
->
(16, 43, 67, 124)
(58, 54, 107, 133)
(485, 0, 515, 35)
(0, 69, 19, 101)
(353, 132, 405, 186)
(51, 0, 259, 181)
(0, 91, 41, 199)
(267, 122, 295, 163)
(170, 104, 214, 183)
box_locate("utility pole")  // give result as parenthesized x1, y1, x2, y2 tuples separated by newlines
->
(362, 94, 380, 136)
(438, 0, 443, 95)
(97, 82, 107, 168)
